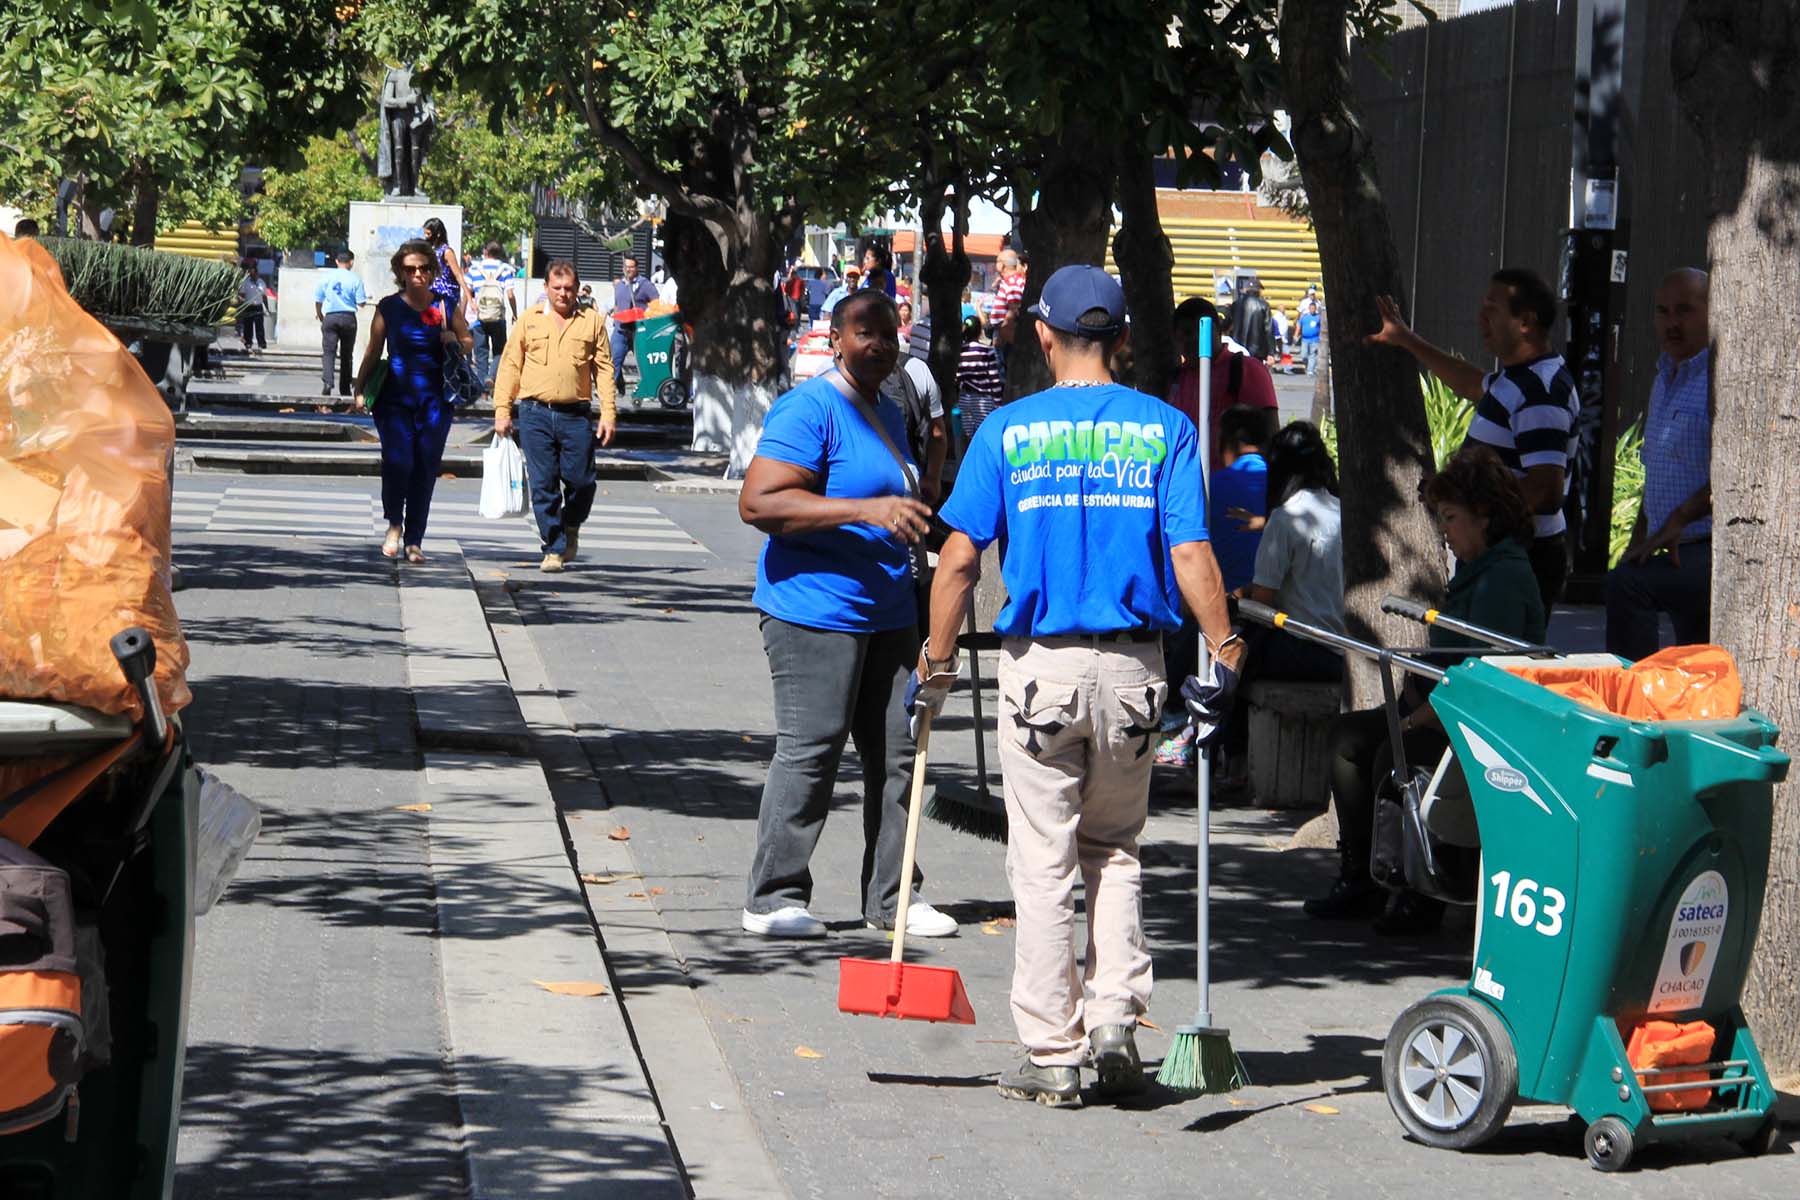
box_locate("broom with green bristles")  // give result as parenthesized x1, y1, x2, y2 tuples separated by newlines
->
(1156, 313, 1248, 1096)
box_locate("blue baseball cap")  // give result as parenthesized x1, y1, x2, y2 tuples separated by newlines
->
(1029, 265, 1126, 337)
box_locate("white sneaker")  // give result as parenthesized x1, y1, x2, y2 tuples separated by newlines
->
(742, 905, 827, 939)
(905, 900, 959, 938)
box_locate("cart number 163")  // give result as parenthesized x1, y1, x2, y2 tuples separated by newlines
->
(1488, 871, 1567, 937)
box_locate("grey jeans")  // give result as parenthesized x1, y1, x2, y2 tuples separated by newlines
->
(745, 614, 920, 924)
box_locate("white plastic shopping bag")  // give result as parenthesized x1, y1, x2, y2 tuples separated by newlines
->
(479, 437, 527, 519)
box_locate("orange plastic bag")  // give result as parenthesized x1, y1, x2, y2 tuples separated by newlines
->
(0, 234, 189, 718)
(1625, 1019, 1715, 1111)
(1508, 645, 1740, 721)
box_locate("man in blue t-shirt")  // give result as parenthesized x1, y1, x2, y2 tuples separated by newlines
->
(313, 249, 368, 399)
(1298, 301, 1322, 375)
(918, 266, 1244, 1108)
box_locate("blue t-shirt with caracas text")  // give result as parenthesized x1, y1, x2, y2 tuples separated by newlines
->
(940, 383, 1207, 637)
(1208, 452, 1267, 594)
(752, 373, 918, 633)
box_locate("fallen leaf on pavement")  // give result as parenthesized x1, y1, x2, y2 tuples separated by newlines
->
(928, 1155, 944, 1161)
(626, 892, 647, 899)
(581, 872, 640, 885)
(533, 980, 607, 997)
(1303, 1104, 1339, 1115)
(1137, 1017, 1162, 1032)
(649, 886, 665, 896)
(608, 826, 631, 841)
(278, 406, 295, 413)
(396, 803, 432, 813)
(979, 922, 1005, 936)
(794, 1046, 823, 1059)
(1227, 1098, 1252, 1107)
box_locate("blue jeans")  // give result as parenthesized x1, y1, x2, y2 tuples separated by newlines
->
(517, 402, 596, 555)
(610, 325, 633, 392)
(1604, 538, 1711, 661)
(374, 396, 453, 546)
(472, 322, 506, 391)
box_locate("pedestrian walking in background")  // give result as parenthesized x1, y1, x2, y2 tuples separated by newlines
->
(1368, 268, 1579, 608)
(861, 245, 897, 297)
(1299, 300, 1323, 375)
(610, 254, 659, 394)
(237, 264, 268, 354)
(421, 217, 472, 313)
(465, 241, 519, 399)
(917, 265, 1242, 1106)
(314, 249, 367, 400)
(352, 239, 472, 564)
(1231, 278, 1276, 364)
(735, 288, 957, 942)
(1605, 267, 1713, 660)
(1168, 297, 1279, 470)
(955, 315, 1004, 445)
(821, 265, 861, 317)
(492, 260, 616, 574)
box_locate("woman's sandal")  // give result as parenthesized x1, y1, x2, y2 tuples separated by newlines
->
(405, 545, 426, 564)
(381, 528, 403, 559)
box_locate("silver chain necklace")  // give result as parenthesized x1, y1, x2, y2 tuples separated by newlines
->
(1055, 379, 1110, 388)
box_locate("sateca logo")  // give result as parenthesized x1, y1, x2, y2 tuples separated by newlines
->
(1650, 870, 1729, 1014)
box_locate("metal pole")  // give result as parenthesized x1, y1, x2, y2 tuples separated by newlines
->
(1195, 315, 1214, 1027)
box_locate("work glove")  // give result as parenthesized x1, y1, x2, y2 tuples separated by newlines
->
(904, 661, 958, 742)
(1181, 655, 1241, 750)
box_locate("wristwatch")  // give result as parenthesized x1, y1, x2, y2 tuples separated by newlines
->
(922, 639, 958, 674)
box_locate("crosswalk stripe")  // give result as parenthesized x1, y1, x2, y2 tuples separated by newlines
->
(210, 496, 374, 513)
(576, 539, 710, 554)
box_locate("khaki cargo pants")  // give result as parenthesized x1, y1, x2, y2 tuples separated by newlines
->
(997, 636, 1165, 1066)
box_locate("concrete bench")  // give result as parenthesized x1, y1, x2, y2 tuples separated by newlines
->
(1245, 679, 1343, 810)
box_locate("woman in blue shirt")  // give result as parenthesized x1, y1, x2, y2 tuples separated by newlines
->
(353, 240, 472, 562)
(736, 290, 955, 940)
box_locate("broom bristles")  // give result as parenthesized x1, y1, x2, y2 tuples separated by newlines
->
(1155, 1027, 1249, 1095)
(924, 787, 1008, 843)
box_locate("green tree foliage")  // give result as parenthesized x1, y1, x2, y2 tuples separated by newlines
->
(0, 1, 367, 240)
(255, 130, 382, 252)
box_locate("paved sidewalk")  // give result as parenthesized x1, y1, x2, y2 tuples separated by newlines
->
(469, 480, 1796, 1200)
(170, 521, 684, 1197)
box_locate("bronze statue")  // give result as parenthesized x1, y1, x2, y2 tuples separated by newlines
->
(378, 64, 437, 198)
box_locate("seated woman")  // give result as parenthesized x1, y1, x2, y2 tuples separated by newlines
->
(1304, 445, 1547, 935)
(1238, 420, 1346, 687)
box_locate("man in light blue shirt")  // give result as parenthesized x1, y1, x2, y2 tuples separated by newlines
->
(313, 249, 367, 399)
(1606, 268, 1713, 660)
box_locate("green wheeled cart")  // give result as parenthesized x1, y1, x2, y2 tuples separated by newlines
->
(1241, 598, 1787, 1171)
(629, 312, 690, 410)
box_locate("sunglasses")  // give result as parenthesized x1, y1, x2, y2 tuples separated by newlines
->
(403, 263, 437, 276)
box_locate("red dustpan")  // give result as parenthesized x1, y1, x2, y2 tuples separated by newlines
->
(838, 710, 975, 1024)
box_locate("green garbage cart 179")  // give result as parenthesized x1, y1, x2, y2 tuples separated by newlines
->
(628, 312, 690, 410)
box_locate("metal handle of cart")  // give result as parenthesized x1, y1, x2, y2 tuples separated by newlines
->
(1378, 593, 1554, 656)
(1237, 599, 1463, 896)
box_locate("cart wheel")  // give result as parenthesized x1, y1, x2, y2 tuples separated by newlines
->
(1383, 995, 1517, 1150)
(1584, 1115, 1634, 1171)
(656, 377, 688, 409)
(1738, 1115, 1782, 1157)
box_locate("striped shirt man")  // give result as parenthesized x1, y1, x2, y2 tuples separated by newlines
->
(1464, 352, 1581, 539)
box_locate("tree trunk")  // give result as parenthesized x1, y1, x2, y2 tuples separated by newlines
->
(1112, 143, 1176, 400)
(1010, 122, 1115, 398)
(1280, 0, 1445, 704)
(1674, 0, 1800, 1077)
(128, 169, 160, 247)
(918, 183, 972, 436)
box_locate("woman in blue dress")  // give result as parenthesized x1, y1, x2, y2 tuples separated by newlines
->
(352, 239, 473, 562)
(422, 217, 472, 313)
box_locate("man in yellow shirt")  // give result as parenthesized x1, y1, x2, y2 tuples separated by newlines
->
(493, 260, 617, 572)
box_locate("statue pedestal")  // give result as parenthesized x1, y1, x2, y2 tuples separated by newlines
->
(348, 199, 463, 305)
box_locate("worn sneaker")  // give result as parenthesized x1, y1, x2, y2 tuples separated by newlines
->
(997, 1059, 1082, 1107)
(1302, 873, 1387, 920)
(540, 552, 564, 573)
(564, 527, 579, 562)
(1088, 1024, 1147, 1098)
(741, 906, 827, 939)
(866, 898, 958, 938)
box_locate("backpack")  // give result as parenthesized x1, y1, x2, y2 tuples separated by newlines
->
(882, 360, 932, 465)
(0, 835, 88, 1134)
(476, 270, 508, 324)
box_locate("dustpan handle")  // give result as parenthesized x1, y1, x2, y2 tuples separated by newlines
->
(891, 710, 932, 965)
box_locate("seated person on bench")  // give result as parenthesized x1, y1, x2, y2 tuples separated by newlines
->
(1304, 446, 1546, 935)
